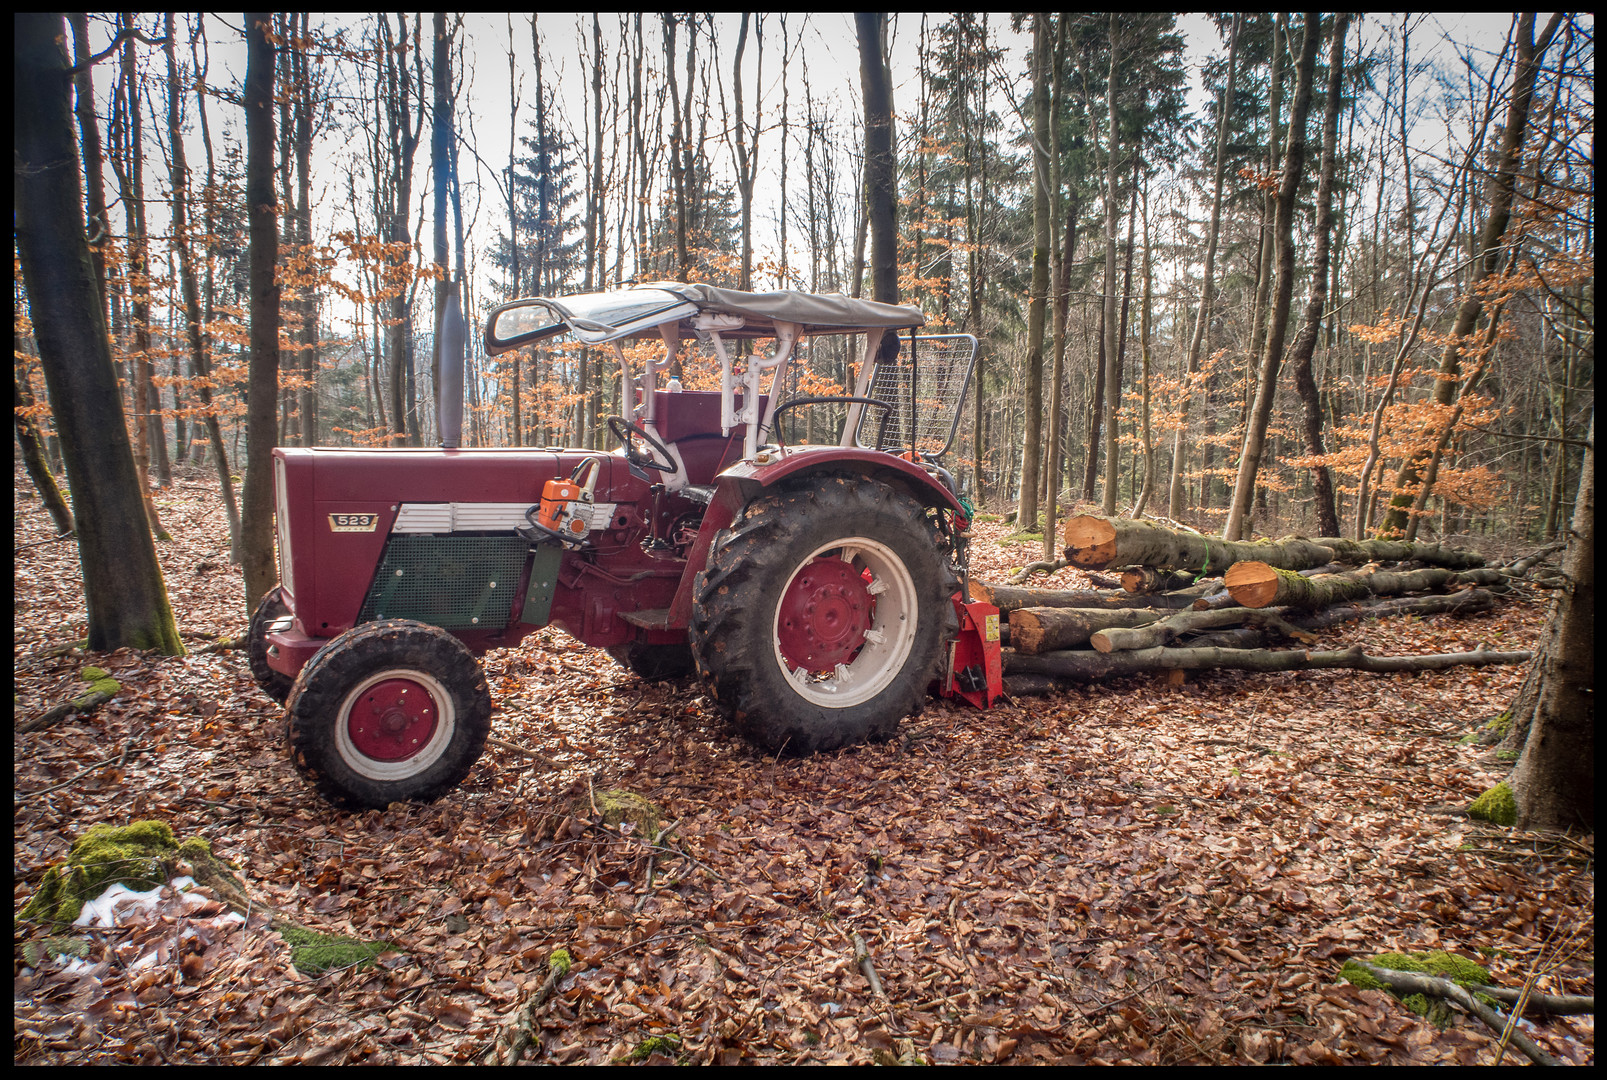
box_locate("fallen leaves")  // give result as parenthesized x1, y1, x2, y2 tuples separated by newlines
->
(13, 472, 1595, 1064)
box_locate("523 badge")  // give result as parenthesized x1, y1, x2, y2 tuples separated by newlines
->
(327, 513, 380, 533)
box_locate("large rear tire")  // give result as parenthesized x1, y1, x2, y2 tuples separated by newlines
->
(690, 476, 958, 753)
(286, 620, 492, 810)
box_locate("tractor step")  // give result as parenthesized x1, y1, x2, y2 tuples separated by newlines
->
(620, 608, 672, 630)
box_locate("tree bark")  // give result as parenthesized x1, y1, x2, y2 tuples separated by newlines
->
(15, 12, 182, 654)
(970, 580, 1218, 614)
(1379, 13, 1565, 538)
(1286, 13, 1348, 538)
(1091, 606, 1313, 654)
(1223, 561, 1509, 611)
(14, 371, 76, 535)
(1064, 514, 1489, 574)
(241, 12, 281, 614)
(1006, 644, 1530, 682)
(857, 13, 897, 310)
(1099, 13, 1122, 516)
(166, 14, 241, 558)
(1010, 607, 1163, 655)
(1507, 410, 1592, 829)
(1224, 12, 1320, 541)
(1168, 15, 1239, 518)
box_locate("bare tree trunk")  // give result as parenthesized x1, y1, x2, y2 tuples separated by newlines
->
(1223, 13, 1320, 541)
(1019, 14, 1051, 534)
(1379, 13, 1564, 537)
(1169, 16, 1240, 517)
(858, 12, 898, 310)
(1098, 13, 1121, 516)
(166, 14, 241, 556)
(1287, 13, 1348, 538)
(15, 12, 182, 653)
(1505, 408, 1592, 828)
(241, 12, 282, 613)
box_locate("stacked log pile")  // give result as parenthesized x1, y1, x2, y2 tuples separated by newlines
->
(983, 515, 1537, 695)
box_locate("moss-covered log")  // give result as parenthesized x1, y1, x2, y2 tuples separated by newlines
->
(1183, 590, 1501, 650)
(1061, 514, 1488, 573)
(1004, 644, 1530, 681)
(1224, 562, 1510, 610)
(1009, 607, 1162, 654)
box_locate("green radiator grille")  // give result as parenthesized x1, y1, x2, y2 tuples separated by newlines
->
(358, 535, 529, 630)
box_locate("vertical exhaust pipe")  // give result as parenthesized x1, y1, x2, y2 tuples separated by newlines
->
(438, 286, 466, 449)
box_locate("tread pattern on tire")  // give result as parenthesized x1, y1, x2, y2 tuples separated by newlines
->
(248, 586, 295, 703)
(689, 475, 959, 753)
(286, 619, 492, 810)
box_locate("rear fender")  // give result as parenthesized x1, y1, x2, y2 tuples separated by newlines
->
(663, 447, 966, 629)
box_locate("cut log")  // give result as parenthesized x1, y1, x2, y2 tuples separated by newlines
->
(1004, 644, 1530, 681)
(1120, 566, 1200, 593)
(1063, 515, 1343, 573)
(1224, 562, 1510, 610)
(1061, 514, 1489, 573)
(1010, 607, 1161, 655)
(1090, 607, 1315, 654)
(1183, 589, 1501, 650)
(969, 579, 1216, 614)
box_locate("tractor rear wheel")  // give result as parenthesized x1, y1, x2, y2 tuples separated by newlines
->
(689, 476, 958, 753)
(286, 620, 492, 810)
(248, 586, 295, 703)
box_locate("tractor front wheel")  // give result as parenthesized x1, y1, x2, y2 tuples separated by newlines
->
(689, 476, 958, 753)
(286, 620, 492, 809)
(248, 586, 295, 703)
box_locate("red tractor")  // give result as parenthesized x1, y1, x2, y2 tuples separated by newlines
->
(253, 283, 999, 809)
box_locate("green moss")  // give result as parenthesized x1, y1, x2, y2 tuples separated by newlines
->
(1484, 710, 1512, 736)
(548, 948, 573, 977)
(1469, 782, 1517, 827)
(77, 664, 121, 698)
(625, 1033, 683, 1063)
(277, 924, 389, 976)
(1341, 950, 1492, 1027)
(578, 790, 663, 838)
(20, 821, 180, 924)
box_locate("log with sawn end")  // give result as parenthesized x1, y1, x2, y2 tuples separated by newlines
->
(1223, 562, 1512, 610)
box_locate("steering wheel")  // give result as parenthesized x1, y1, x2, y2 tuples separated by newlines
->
(606, 415, 675, 472)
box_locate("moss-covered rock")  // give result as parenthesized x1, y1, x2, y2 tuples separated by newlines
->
(78, 665, 121, 697)
(576, 789, 663, 838)
(1469, 782, 1517, 826)
(277, 925, 389, 976)
(20, 821, 181, 924)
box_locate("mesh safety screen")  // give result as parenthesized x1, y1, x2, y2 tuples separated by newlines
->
(358, 535, 529, 631)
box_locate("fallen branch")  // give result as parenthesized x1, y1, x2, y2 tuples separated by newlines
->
(1009, 606, 1161, 654)
(1352, 962, 1558, 1066)
(19, 690, 115, 733)
(484, 948, 573, 1065)
(1091, 606, 1315, 654)
(1004, 644, 1531, 682)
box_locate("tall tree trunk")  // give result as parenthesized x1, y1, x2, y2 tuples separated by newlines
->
(167, 14, 241, 556)
(1286, 13, 1348, 538)
(1133, 178, 1156, 518)
(1099, 14, 1122, 516)
(1019, 14, 1051, 534)
(15, 12, 181, 653)
(241, 12, 282, 613)
(858, 12, 898, 310)
(1169, 14, 1239, 519)
(1505, 410, 1593, 828)
(1378, 13, 1564, 537)
(68, 14, 110, 322)
(15, 369, 76, 535)
(1223, 13, 1320, 541)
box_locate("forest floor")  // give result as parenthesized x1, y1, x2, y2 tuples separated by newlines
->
(13, 464, 1595, 1065)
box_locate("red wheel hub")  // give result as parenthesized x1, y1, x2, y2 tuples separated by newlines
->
(777, 556, 873, 671)
(346, 678, 440, 761)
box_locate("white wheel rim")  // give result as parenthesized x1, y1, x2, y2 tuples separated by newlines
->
(772, 536, 919, 709)
(334, 668, 458, 781)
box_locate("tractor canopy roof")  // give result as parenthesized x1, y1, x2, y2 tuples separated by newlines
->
(484, 282, 925, 355)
